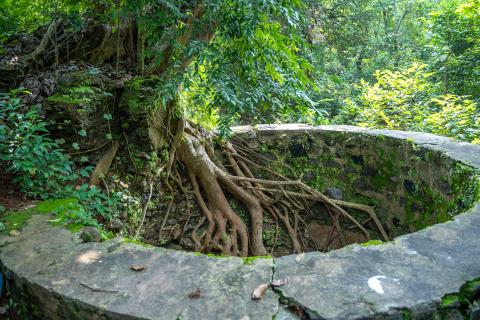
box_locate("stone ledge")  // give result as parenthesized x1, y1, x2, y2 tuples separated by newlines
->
(1, 125, 479, 320)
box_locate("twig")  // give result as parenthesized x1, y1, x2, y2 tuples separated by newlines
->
(123, 131, 138, 184)
(135, 182, 154, 239)
(158, 181, 175, 239)
(68, 141, 110, 155)
(80, 282, 119, 293)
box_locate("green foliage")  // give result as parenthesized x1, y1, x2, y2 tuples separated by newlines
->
(429, 0, 480, 101)
(337, 63, 479, 143)
(0, 92, 122, 228)
(119, 0, 319, 136)
(0, 92, 75, 197)
(0, 0, 89, 35)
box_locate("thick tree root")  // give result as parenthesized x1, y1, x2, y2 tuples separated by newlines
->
(168, 123, 389, 257)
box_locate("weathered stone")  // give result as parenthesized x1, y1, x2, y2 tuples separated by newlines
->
(9, 230, 19, 237)
(0, 306, 7, 315)
(470, 300, 480, 320)
(324, 188, 343, 200)
(1, 215, 277, 320)
(1, 125, 480, 320)
(109, 218, 124, 232)
(80, 227, 101, 243)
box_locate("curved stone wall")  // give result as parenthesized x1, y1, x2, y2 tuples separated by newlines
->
(233, 124, 479, 239)
(1, 125, 479, 320)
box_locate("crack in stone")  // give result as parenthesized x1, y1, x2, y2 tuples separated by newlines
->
(270, 258, 323, 320)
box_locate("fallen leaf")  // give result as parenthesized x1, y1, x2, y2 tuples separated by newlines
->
(188, 288, 201, 299)
(130, 264, 146, 271)
(252, 283, 269, 300)
(271, 279, 288, 287)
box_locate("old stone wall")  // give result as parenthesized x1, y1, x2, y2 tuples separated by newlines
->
(235, 124, 479, 239)
(1, 125, 479, 320)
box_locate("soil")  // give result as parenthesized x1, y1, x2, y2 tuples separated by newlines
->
(0, 167, 26, 210)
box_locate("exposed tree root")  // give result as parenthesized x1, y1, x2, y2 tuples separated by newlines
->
(167, 123, 389, 257)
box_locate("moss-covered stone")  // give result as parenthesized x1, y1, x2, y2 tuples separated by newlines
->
(241, 128, 480, 240)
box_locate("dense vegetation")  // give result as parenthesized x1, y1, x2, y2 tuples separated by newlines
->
(0, 0, 478, 257)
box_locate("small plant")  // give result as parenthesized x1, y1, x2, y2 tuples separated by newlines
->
(0, 91, 122, 229)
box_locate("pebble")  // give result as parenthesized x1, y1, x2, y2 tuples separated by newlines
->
(9, 230, 20, 237)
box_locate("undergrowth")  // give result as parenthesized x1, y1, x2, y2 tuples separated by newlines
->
(0, 91, 121, 229)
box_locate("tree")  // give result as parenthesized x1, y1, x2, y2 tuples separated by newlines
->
(428, 0, 480, 101)
(5, 0, 389, 257)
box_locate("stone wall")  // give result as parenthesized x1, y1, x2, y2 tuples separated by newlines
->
(1, 125, 479, 320)
(234, 124, 479, 239)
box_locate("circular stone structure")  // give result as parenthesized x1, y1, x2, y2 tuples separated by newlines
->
(1, 125, 479, 320)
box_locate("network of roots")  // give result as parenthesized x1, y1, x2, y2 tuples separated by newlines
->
(153, 122, 389, 257)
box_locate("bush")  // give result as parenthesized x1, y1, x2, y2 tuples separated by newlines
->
(0, 91, 121, 227)
(336, 63, 479, 143)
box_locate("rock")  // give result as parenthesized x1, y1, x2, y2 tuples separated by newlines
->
(303, 171, 316, 183)
(325, 188, 343, 200)
(441, 309, 464, 320)
(9, 230, 20, 237)
(79, 227, 101, 243)
(470, 300, 480, 320)
(181, 238, 195, 250)
(0, 222, 5, 232)
(0, 214, 277, 319)
(167, 218, 178, 225)
(109, 218, 124, 231)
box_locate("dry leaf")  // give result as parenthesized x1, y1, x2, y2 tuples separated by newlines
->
(130, 264, 146, 271)
(271, 279, 288, 288)
(188, 288, 201, 299)
(252, 283, 269, 300)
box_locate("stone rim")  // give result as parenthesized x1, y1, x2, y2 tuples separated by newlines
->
(1, 125, 479, 320)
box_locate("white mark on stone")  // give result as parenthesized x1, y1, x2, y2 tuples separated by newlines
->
(406, 250, 418, 255)
(295, 252, 305, 262)
(368, 275, 386, 294)
(52, 279, 70, 286)
(368, 275, 401, 295)
(76, 250, 101, 264)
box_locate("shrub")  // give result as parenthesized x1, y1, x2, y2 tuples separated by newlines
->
(0, 91, 121, 227)
(336, 63, 479, 143)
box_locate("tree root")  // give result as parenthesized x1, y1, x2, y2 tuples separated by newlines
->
(157, 123, 391, 257)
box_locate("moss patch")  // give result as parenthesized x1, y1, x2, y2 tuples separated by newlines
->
(242, 255, 272, 265)
(0, 208, 37, 232)
(123, 238, 153, 247)
(0, 198, 98, 235)
(441, 294, 461, 308)
(36, 198, 78, 213)
(360, 240, 384, 247)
